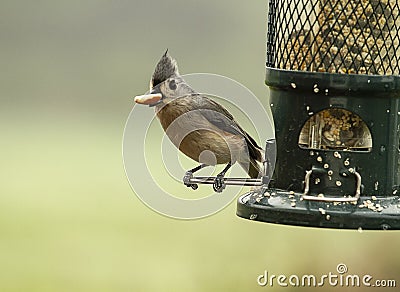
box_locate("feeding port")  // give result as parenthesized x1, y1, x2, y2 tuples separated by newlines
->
(237, 0, 400, 229)
(298, 108, 372, 151)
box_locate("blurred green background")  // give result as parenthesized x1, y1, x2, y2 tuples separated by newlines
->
(1, 0, 400, 291)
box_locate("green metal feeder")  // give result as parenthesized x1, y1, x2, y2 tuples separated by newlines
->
(237, 0, 400, 229)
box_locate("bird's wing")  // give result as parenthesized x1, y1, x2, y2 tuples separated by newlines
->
(190, 94, 263, 156)
(190, 94, 244, 136)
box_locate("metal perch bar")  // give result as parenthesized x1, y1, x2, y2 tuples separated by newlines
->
(187, 177, 263, 187)
(302, 169, 362, 203)
(184, 139, 276, 191)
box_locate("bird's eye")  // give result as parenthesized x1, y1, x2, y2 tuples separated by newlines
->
(169, 80, 177, 90)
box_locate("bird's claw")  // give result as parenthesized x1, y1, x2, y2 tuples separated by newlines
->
(183, 171, 198, 190)
(213, 174, 226, 193)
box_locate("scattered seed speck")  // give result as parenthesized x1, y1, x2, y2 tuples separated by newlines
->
(375, 181, 379, 191)
(319, 208, 326, 215)
(324, 163, 329, 169)
(291, 83, 297, 89)
(317, 156, 323, 162)
(336, 181, 342, 187)
(334, 151, 341, 159)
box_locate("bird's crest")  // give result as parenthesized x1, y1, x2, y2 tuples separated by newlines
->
(150, 50, 179, 88)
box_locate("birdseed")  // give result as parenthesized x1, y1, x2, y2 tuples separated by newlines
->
(274, 0, 400, 74)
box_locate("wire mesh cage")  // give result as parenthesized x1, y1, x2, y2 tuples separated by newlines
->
(267, 0, 400, 75)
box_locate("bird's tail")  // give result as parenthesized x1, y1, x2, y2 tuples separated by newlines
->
(239, 148, 265, 179)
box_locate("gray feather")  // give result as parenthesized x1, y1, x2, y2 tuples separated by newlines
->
(151, 50, 179, 88)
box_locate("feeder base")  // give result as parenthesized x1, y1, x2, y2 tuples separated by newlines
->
(236, 189, 400, 230)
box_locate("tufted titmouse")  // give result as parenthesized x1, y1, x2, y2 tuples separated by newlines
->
(135, 50, 264, 191)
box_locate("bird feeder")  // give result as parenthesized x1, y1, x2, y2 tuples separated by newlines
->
(237, 0, 400, 229)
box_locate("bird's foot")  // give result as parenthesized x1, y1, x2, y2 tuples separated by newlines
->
(213, 174, 226, 193)
(183, 171, 198, 190)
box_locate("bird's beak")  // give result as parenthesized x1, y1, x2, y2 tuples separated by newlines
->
(134, 93, 163, 106)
